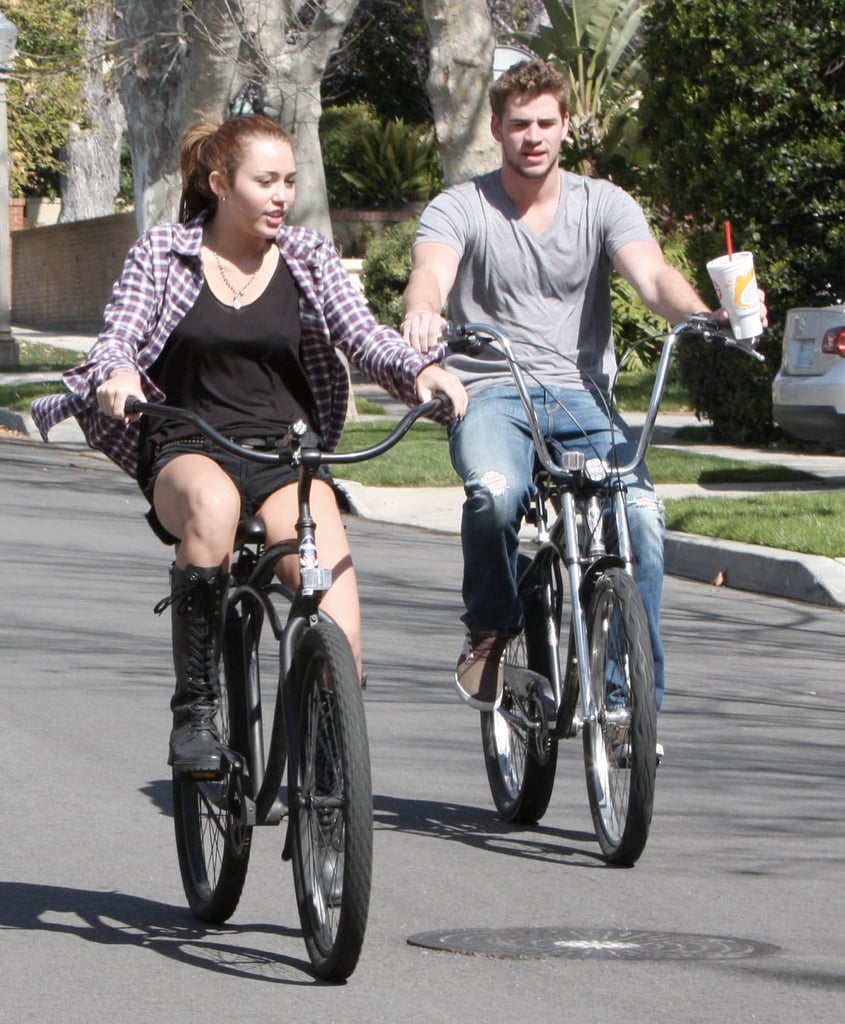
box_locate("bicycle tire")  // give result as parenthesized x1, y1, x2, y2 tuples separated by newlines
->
(290, 622, 372, 981)
(481, 554, 559, 824)
(582, 567, 656, 866)
(173, 612, 253, 922)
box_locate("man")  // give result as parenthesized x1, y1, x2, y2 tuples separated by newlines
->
(402, 60, 765, 722)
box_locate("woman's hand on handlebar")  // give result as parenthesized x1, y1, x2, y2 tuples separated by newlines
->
(96, 368, 144, 421)
(416, 364, 468, 421)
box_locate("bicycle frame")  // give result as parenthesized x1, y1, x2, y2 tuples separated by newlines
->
(445, 317, 756, 745)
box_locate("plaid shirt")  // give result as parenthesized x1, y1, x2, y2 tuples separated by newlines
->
(31, 216, 438, 479)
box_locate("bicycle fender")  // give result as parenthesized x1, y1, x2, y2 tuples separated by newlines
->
(579, 554, 626, 604)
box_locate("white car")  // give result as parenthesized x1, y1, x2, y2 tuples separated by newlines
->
(771, 305, 845, 443)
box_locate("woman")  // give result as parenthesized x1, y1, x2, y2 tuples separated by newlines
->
(32, 114, 467, 775)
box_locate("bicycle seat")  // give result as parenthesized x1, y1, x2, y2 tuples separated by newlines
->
(235, 515, 266, 547)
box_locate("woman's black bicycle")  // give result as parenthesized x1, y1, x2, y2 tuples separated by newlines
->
(126, 395, 443, 981)
(444, 316, 761, 866)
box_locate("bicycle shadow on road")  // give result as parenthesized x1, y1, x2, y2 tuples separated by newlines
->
(372, 793, 607, 867)
(0, 880, 331, 985)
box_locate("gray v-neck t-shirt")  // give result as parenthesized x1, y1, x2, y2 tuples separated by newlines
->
(415, 169, 654, 396)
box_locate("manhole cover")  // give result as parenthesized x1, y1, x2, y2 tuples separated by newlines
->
(407, 927, 781, 961)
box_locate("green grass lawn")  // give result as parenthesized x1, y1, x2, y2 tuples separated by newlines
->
(337, 421, 460, 486)
(664, 492, 845, 559)
(613, 365, 691, 413)
(0, 380, 64, 411)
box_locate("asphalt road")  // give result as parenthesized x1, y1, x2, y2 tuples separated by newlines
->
(1, 436, 843, 1024)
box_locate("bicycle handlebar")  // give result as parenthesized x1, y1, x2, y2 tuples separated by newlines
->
(123, 394, 449, 467)
(442, 316, 763, 480)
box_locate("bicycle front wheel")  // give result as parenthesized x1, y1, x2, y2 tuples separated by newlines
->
(173, 612, 253, 922)
(582, 567, 656, 866)
(481, 554, 559, 824)
(290, 622, 372, 982)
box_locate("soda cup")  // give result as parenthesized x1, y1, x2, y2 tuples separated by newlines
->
(706, 251, 763, 340)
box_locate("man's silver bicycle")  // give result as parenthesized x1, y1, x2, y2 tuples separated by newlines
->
(445, 316, 761, 865)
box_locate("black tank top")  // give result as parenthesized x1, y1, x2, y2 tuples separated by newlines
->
(141, 258, 318, 455)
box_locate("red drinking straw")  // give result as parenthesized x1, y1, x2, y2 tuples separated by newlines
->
(725, 220, 734, 260)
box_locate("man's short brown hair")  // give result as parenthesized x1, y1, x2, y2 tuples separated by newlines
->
(489, 60, 572, 120)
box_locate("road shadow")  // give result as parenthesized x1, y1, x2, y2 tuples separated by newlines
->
(0, 880, 332, 985)
(372, 792, 607, 867)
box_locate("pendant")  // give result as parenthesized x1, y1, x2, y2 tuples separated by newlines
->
(233, 297, 242, 310)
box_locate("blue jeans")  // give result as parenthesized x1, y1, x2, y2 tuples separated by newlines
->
(449, 385, 666, 711)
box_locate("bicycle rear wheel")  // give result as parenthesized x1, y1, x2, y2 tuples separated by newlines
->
(173, 612, 253, 922)
(582, 567, 656, 866)
(290, 622, 372, 981)
(481, 554, 559, 824)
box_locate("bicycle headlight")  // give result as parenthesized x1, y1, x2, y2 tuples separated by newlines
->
(584, 457, 608, 482)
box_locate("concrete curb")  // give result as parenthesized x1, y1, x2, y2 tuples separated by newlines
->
(0, 408, 27, 434)
(664, 532, 845, 608)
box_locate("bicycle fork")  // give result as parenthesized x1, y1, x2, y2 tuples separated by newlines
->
(559, 489, 631, 738)
(560, 490, 595, 735)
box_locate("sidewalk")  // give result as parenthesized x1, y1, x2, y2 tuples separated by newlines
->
(4, 323, 845, 607)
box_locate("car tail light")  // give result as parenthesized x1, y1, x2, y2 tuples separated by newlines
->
(821, 326, 845, 356)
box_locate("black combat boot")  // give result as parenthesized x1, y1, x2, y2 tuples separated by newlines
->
(156, 564, 228, 775)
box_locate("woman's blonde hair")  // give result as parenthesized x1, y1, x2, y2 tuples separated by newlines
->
(179, 114, 294, 223)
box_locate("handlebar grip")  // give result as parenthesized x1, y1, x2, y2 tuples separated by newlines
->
(124, 396, 143, 416)
(431, 391, 454, 416)
(440, 322, 487, 355)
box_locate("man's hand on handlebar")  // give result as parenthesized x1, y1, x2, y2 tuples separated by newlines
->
(712, 285, 769, 339)
(96, 368, 144, 421)
(402, 309, 447, 355)
(415, 364, 468, 421)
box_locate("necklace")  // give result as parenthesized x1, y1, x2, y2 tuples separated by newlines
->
(212, 244, 266, 310)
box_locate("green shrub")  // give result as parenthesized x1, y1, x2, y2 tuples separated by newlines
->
(361, 218, 419, 328)
(319, 104, 379, 209)
(640, 0, 845, 443)
(341, 118, 443, 209)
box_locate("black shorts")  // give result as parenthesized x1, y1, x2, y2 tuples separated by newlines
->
(139, 437, 336, 546)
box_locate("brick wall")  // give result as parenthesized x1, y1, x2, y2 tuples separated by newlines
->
(9, 208, 400, 331)
(11, 212, 139, 332)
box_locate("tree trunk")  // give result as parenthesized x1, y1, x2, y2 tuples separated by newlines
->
(114, 0, 242, 232)
(115, 0, 359, 235)
(237, 0, 361, 237)
(59, 3, 125, 223)
(422, 0, 500, 186)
